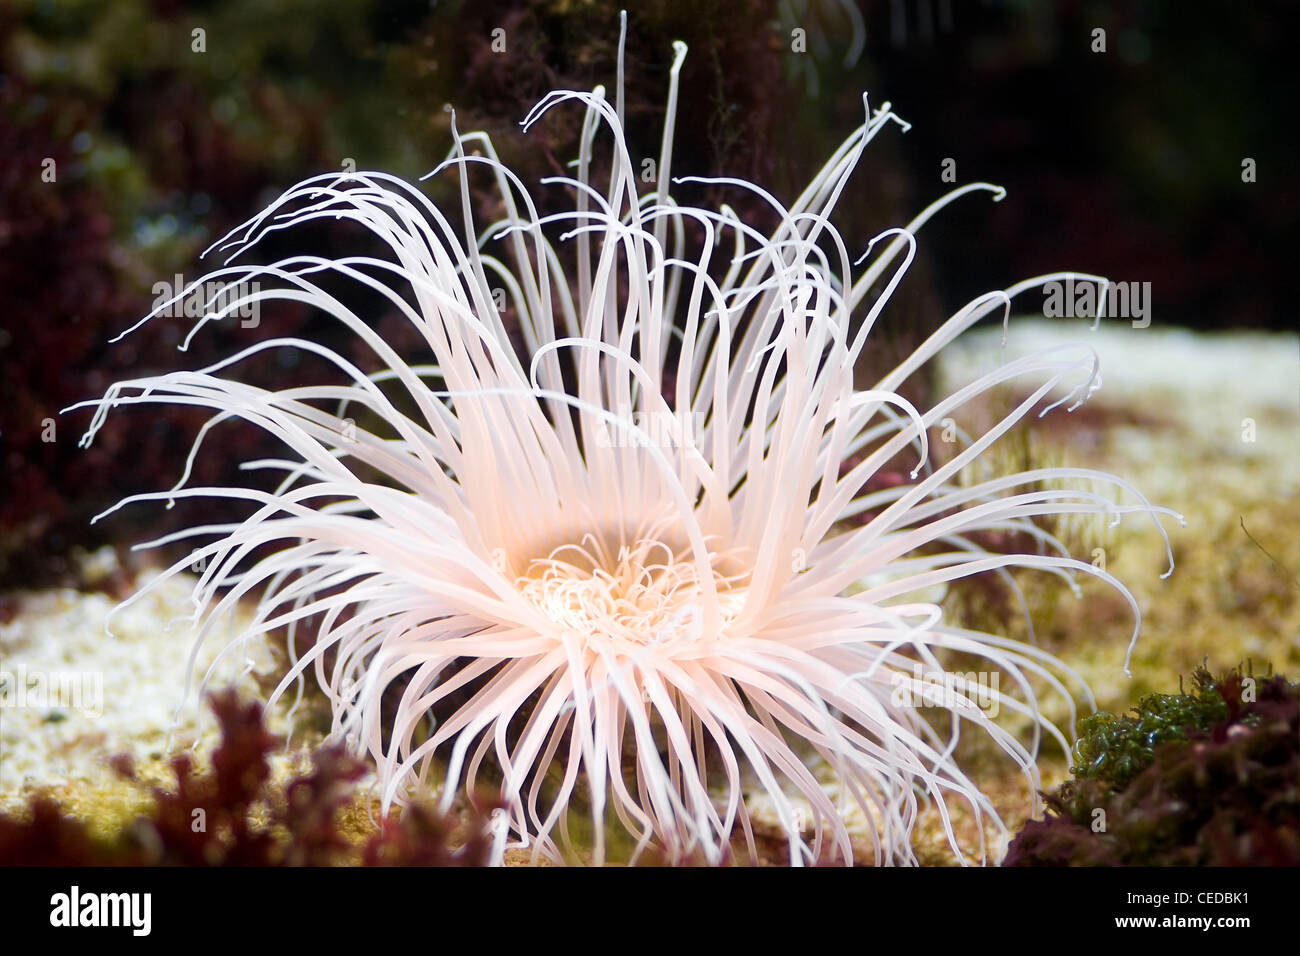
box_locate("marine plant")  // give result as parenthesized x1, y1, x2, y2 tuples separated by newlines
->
(1004, 666, 1300, 866)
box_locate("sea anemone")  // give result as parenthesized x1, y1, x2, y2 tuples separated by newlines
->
(74, 19, 1181, 865)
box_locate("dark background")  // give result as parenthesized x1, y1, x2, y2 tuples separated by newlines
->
(1, 0, 1296, 589)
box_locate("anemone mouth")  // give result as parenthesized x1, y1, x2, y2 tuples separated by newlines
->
(512, 530, 751, 653)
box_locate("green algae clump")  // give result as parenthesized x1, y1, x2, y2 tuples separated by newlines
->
(1004, 666, 1300, 866)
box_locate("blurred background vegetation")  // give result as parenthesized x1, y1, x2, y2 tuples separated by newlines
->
(1, 0, 1295, 588)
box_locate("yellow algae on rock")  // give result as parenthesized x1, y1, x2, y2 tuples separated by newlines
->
(0, 554, 309, 836)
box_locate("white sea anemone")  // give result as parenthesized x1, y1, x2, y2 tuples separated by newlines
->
(75, 21, 1182, 866)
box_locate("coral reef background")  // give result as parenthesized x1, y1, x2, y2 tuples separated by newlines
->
(1, 0, 1294, 588)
